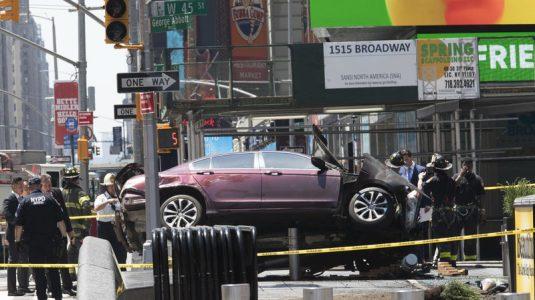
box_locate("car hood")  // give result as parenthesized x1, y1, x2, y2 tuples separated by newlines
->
(312, 124, 345, 170)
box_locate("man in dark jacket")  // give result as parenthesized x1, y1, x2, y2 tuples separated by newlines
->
(41, 174, 76, 296)
(2, 177, 31, 296)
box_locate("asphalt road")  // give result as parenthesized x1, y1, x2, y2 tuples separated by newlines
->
(0, 264, 504, 299)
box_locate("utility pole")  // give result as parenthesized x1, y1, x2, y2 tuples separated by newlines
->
(78, 0, 89, 193)
(139, 0, 161, 263)
(52, 17, 58, 81)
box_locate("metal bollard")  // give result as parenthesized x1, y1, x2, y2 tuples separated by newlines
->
(289, 227, 301, 281)
(494, 293, 531, 300)
(394, 289, 424, 300)
(221, 284, 250, 300)
(303, 287, 333, 300)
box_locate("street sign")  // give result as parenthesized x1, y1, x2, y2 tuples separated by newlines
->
(151, 0, 207, 17)
(140, 93, 155, 114)
(49, 156, 72, 164)
(65, 117, 78, 134)
(117, 71, 180, 93)
(114, 104, 137, 119)
(63, 134, 79, 149)
(78, 111, 93, 125)
(151, 15, 192, 33)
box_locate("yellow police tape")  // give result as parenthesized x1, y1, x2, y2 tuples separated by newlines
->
(0, 228, 533, 268)
(484, 183, 535, 191)
(256, 228, 535, 257)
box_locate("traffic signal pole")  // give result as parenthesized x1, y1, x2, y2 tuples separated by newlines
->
(78, 0, 89, 193)
(138, 0, 161, 263)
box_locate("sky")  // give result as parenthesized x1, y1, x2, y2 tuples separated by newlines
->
(29, 0, 129, 140)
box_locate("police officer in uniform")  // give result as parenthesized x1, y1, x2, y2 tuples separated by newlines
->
(422, 154, 465, 275)
(14, 177, 68, 300)
(453, 158, 485, 261)
(41, 174, 76, 296)
(61, 167, 91, 279)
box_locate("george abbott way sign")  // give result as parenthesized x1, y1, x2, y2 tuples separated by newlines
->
(117, 71, 180, 93)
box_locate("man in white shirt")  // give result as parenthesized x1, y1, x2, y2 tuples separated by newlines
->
(94, 173, 126, 263)
(399, 149, 425, 186)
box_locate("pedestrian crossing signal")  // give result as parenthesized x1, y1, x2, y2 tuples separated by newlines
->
(104, 0, 129, 44)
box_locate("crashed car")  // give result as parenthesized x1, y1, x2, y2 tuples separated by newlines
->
(117, 125, 423, 272)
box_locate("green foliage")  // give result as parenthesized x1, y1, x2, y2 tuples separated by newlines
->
(440, 281, 481, 300)
(502, 178, 535, 217)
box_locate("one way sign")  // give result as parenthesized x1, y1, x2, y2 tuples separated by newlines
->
(117, 71, 180, 93)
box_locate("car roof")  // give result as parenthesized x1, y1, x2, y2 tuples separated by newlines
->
(191, 151, 310, 162)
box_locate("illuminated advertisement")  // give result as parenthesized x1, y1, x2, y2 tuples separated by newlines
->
(310, 0, 535, 28)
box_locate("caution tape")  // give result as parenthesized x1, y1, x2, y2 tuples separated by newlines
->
(69, 214, 114, 221)
(485, 183, 535, 191)
(1, 228, 533, 268)
(256, 228, 535, 257)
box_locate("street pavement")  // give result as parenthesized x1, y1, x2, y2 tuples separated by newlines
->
(0, 265, 504, 299)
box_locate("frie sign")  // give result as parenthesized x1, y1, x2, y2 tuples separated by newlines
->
(478, 38, 535, 82)
(117, 71, 180, 93)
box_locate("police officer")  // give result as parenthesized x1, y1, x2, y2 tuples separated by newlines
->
(61, 167, 91, 279)
(422, 154, 464, 275)
(41, 174, 76, 296)
(14, 177, 68, 300)
(453, 158, 485, 261)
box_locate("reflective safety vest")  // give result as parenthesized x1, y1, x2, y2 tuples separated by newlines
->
(62, 184, 91, 233)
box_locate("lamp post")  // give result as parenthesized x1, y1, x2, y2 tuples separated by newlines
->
(32, 15, 58, 81)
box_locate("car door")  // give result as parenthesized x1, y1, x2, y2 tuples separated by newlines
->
(260, 151, 341, 210)
(192, 153, 262, 211)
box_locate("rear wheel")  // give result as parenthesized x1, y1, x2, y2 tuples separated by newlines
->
(348, 187, 395, 228)
(160, 194, 204, 228)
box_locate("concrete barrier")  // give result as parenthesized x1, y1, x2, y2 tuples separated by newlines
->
(494, 293, 531, 300)
(222, 284, 250, 300)
(394, 289, 425, 300)
(303, 287, 334, 300)
(77, 236, 124, 300)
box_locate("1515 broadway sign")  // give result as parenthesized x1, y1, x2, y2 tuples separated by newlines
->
(323, 40, 417, 89)
(418, 38, 479, 100)
(478, 37, 535, 82)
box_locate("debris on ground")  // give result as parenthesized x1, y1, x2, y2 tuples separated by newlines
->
(440, 280, 481, 300)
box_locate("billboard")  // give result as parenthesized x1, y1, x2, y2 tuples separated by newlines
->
(230, 0, 268, 81)
(54, 81, 79, 147)
(323, 40, 417, 89)
(478, 37, 535, 82)
(310, 0, 535, 28)
(417, 38, 480, 100)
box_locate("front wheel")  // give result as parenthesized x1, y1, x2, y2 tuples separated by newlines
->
(348, 187, 395, 228)
(160, 195, 204, 228)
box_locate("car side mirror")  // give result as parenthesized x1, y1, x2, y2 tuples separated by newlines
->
(311, 157, 327, 172)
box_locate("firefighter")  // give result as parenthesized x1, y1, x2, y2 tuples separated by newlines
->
(385, 151, 405, 169)
(61, 167, 91, 280)
(423, 154, 465, 275)
(453, 158, 485, 261)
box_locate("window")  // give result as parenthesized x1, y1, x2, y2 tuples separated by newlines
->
(212, 153, 255, 169)
(191, 158, 210, 170)
(262, 152, 316, 170)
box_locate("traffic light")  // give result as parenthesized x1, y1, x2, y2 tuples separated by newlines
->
(0, 0, 19, 22)
(104, 0, 129, 44)
(78, 136, 89, 161)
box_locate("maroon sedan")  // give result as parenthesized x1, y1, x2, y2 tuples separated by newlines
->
(118, 128, 414, 233)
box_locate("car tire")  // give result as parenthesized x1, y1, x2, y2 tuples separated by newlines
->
(160, 194, 204, 228)
(348, 187, 395, 228)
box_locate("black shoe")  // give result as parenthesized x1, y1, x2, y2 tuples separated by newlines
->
(7, 291, 25, 296)
(63, 289, 76, 296)
(18, 287, 34, 294)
